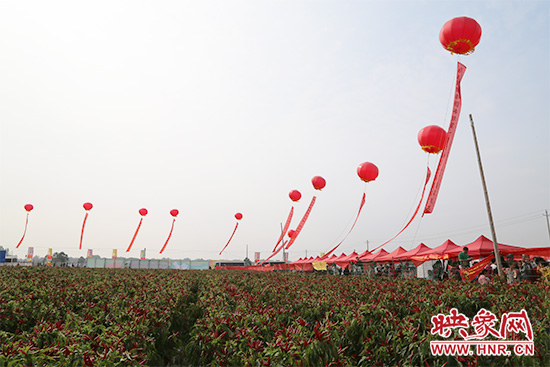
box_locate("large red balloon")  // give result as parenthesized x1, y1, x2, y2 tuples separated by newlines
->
(288, 229, 296, 238)
(357, 162, 379, 182)
(170, 209, 179, 217)
(24, 204, 34, 212)
(418, 125, 447, 154)
(311, 176, 326, 191)
(83, 202, 93, 211)
(439, 17, 482, 55)
(235, 212, 243, 220)
(139, 208, 148, 216)
(289, 190, 302, 202)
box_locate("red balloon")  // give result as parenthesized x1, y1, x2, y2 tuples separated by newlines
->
(24, 204, 34, 212)
(83, 202, 93, 211)
(289, 190, 302, 202)
(170, 209, 179, 217)
(439, 17, 482, 55)
(288, 229, 296, 238)
(418, 125, 447, 154)
(235, 212, 243, 220)
(139, 208, 148, 216)
(311, 176, 326, 191)
(357, 162, 379, 182)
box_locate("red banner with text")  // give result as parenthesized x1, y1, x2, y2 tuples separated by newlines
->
(460, 254, 494, 282)
(424, 62, 466, 215)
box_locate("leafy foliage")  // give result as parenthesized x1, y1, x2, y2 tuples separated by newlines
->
(0, 267, 548, 366)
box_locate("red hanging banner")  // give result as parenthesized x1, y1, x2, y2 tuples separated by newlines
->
(257, 196, 317, 266)
(369, 166, 432, 254)
(16, 212, 30, 249)
(79, 212, 89, 250)
(424, 62, 466, 215)
(285, 196, 316, 249)
(219, 222, 239, 255)
(126, 217, 144, 252)
(322, 192, 366, 258)
(160, 218, 177, 254)
(273, 206, 294, 252)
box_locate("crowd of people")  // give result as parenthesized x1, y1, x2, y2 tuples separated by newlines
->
(433, 249, 549, 284)
(325, 247, 550, 284)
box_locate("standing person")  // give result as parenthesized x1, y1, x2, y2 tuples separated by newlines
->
(355, 257, 364, 275)
(458, 247, 472, 269)
(432, 260, 443, 281)
(505, 254, 517, 269)
(519, 255, 533, 282)
(508, 263, 519, 284)
(538, 261, 550, 284)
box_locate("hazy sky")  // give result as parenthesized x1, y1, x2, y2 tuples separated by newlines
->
(1, 1, 549, 261)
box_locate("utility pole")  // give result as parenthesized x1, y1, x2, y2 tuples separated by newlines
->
(470, 114, 503, 277)
(544, 210, 550, 244)
(280, 223, 286, 270)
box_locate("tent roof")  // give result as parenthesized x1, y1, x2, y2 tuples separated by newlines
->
(302, 256, 320, 263)
(462, 235, 525, 257)
(394, 243, 431, 260)
(376, 246, 408, 262)
(339, 251, 359, 262)
(410, 240, 462, 260)
(333, 252, 359, 268)
(360, 249, 389, 261)
(325, 253, 347, 263)
(506, 246, 550, 258)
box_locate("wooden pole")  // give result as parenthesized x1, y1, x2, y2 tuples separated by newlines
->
(544, 210, 550, 244)
(281, 223, 286, 270)
(469, 114, 503, 277)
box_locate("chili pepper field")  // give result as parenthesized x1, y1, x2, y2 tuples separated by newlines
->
(0, 267, 548, 366)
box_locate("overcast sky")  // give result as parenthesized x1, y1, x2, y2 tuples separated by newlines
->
(1, 1, 548, 261)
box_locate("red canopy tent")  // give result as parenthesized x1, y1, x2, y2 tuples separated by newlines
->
(304, 256, 323, 263)
(360, 249, 389, 262)
(506, 246, 550, 259)
(376, 247, 408, 262)
(324, 253, 346, 263)
(290, 256, 316, 271)
(333, 251, 359, 269)
(411, 240, 462, 261)
(460, 235, 525, 257)
(323, 254, 339, 263)
(357, 249, 371, 259)
(394, 243, 432, 261)
(287, 257, 303, 271)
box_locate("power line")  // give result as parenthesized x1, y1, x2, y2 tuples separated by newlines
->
(371, 210, 545, 244)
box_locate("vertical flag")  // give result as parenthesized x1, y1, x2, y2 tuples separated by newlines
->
(87, 249, 93, 258)
(140, 249, 146, 260)
(285, 196, 317, 249)
(254, 252, 260, 263)
(46, 248, 53, 266)
(424, 62, 467, 214)
(112, 249, 117, 259)
(284, 252, 289, 263)
(27, 247, 34, 262)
